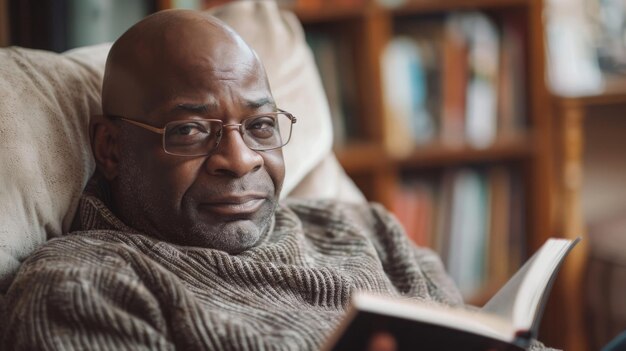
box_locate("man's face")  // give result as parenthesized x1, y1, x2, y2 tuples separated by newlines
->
(102, 18, 285, 253)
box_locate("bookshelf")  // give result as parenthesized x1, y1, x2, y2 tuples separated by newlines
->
(286, 0, 564, 348)
(292, 0, 545, 289)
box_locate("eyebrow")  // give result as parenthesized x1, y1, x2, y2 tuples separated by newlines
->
(246, 97, 275, 110)
(174, 103, 215, 114)
(171, 98, 275, 115)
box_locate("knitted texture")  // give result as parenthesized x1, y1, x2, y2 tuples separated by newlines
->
(2, 194, 463, 350)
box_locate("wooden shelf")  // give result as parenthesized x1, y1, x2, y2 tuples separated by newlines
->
(399, 136, 534, 168)
(555, 92, 626, 109)
(289, 0, 528, 23)
(391, 0, 529, 15)
(335, 142, 391, 174)
(553, 78, 626, 108)
(335, 136, 534, 173)
(289, 4, 368, 24)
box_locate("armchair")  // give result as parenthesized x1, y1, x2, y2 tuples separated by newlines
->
(0, 0, 363, 292)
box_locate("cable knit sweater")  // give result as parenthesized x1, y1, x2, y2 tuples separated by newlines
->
(2, 192, 465, 350)
(2, 192, 555, 350)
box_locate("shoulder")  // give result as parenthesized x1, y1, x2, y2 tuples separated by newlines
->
(281, 198, 399, 233)
(24, 231, 140, 268)
(280, 198, 410, 264)
(9, 231, 148, 295)
(2, 233, 170, 349)
(4, 231, 156, 314)
(279, 198, 407, 252)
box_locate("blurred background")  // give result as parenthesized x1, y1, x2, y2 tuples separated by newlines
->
(2, 0, 626, 349)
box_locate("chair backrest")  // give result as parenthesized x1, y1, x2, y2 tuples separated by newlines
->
(0, 44, 107, 290)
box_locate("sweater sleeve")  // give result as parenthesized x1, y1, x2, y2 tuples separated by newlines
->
(365, 203, 464, 307)
(2, 238, 174, 351)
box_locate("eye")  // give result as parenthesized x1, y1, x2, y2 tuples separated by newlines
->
(166, 121, 211, 146)
(246, 116, 278, 140)
(171, 122, 206, 136)
(247, 116, 276, 130)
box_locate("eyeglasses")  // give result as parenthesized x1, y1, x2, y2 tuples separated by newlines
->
(108, 109, 297, 157)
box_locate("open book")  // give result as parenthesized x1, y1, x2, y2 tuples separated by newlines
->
(321, 237, 580, 351)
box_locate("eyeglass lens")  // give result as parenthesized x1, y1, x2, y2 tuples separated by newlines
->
(163, 113, 292, 156)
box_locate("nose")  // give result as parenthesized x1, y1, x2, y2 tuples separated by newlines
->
(205, 125, 263, 178)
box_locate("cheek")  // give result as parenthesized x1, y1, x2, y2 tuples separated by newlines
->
(158, 158, 205, 205)
(126, 137, 202, 208)
(261, 150, 285, 194)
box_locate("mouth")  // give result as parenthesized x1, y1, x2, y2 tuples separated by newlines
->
(198, 194, 267, 217)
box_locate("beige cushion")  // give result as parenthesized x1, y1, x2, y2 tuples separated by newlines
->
(288, 154, 365, 202)
(0, 44, 109, 289)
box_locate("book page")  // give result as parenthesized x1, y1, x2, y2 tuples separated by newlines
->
(513, 238, 580, 334)
(481, 249, 536, 321)
(481, 238, 580, 340)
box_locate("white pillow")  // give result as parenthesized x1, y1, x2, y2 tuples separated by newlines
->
(0, 44, 109, 290)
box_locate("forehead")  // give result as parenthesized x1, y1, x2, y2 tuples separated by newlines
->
(152, 49, 269, 97)
(137, 29, 273, 118)
(150, 65, 272, 121)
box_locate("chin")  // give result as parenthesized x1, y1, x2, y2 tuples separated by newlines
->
(183, 219, 267, 253)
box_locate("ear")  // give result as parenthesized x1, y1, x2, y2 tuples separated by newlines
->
(90, 115, 121, 181)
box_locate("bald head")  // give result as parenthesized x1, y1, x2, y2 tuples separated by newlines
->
(93, 9, 285, 253)
(102, 9, 267, 120)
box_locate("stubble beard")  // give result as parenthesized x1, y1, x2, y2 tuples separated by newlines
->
(186, 198, 278, 253)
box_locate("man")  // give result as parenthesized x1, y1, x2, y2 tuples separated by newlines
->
(1, 8, 539, 351)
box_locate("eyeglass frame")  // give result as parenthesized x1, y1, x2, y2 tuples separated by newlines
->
(104, 109, 297, 157)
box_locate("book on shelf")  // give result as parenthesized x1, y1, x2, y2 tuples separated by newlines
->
(392, 167, 524, 300)
(447, 168, 489, 297)
(440, 13, 470, 147)
(392, 180, 434, 247)
(463, 12, 500, 149)
(381, 36, 436, 157)
(433, 170, 453, 264)
(381, 12, 522, 152)
(306, 29, 360, 145)
(488, 166, 514, 286)
(497, 13, 527, 138)
(307, 31, 348, 146)
(321, 237, 581, 351)
(381, 19, 442, 157)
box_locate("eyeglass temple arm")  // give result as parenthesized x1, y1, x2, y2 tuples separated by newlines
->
(106, 115, 166, 134)
(277, 109, 297, 124)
